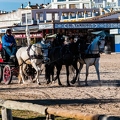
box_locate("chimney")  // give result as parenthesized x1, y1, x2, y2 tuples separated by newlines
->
(21, 3, 23, 9)
(28, 1, 31, 7)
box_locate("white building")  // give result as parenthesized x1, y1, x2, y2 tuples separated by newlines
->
(0, 1, 120, 51)
(50, 0, 119, 9)
(0, 1, 119, 34)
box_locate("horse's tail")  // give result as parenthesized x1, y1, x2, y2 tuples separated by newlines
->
(45, 63, 54, 81)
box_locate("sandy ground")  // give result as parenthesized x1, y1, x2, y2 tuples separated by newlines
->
(0, 53, 120, 116)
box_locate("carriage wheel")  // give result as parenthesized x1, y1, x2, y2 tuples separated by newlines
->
(3, 65, 12, 85)
(0, 66, 3, 82)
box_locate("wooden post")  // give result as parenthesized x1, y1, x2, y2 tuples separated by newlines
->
(47, 107, 99, 120)
(46, 114, 55, 120)
(1, 107, 13, 120)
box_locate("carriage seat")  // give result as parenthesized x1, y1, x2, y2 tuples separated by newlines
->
(1, 47, 10, 62)
(0, 43, 2, 52)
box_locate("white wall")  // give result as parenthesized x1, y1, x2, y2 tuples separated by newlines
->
(115, 35, 120, 44)
(0, 9, 31, 27)
(51, 0, 91, 9)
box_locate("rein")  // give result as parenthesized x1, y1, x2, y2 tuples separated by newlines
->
(19, 44, 44, 66)
(46, 46, 79, 65)
(46, 57, 62, 65)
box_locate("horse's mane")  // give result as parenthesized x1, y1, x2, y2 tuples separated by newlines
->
(31, 43, 43, 56)
(85, 36, 100, 54)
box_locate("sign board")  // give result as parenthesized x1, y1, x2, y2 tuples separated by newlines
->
(118, 29, 120, 34)
(0, 29, 6, 33)
(55, 23, 120, 29)
(14, 33, 43, 38)
(39, 24, 53, 29)
(110, 29, 118, 34)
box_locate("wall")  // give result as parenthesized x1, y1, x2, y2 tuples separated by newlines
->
(0, 9, 21, 27)
(115, 35, 120, 52)
(0, 9, 32, 27)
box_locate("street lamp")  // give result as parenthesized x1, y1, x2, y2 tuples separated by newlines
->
(26, 25, 31, 46)
(26, 13, 31, 46)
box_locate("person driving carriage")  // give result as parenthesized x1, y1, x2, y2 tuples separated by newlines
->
(2, 28, 17, 60)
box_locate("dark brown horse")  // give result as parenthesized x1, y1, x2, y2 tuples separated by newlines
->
(45, 36, 80, 86)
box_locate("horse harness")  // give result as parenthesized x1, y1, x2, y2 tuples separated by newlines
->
(19, 45, 44, 66)
(27, 45, 43, 60)
(80, 40, 101, 65)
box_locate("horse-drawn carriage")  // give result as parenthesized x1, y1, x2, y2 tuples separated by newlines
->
(0, 43, 19, 84)
(0, 30, 107, 86)
(0, 40, 50, 85)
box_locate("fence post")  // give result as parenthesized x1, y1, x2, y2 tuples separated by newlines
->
(1, 107, 13, 120)
(46, 114, 55, 120)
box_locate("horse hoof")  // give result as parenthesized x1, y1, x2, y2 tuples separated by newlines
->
(33, 81, 36, 83)
(85, 83, 88, 86)
(18, 81, 21, 84)
(99, 82, 102, 86)
(71, 80, 75, 84)
(38, 82, 41, 85)
(32, 79, 36, 83)
(47, 81, 51, 84)
(67, 84, 71, 87)
(52, 81, 55, 84)
(59, 83, 62, 86)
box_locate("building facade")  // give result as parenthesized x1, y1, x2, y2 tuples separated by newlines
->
(50, 0, 118, 9)
(0, 1, 120, 51)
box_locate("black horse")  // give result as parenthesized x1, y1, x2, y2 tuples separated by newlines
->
(45, 35, 80, 86)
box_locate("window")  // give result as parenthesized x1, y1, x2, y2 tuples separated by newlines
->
(69, 4, 79, 9)
(36, 13, 40, 19)
(22, 13, 32, 24)
(40, 13, 43, 21)
(58, 4, 66, 8)
(27, 13, 32, 24)
(22, 14, 26, 24)
(83, 3, 89, 8)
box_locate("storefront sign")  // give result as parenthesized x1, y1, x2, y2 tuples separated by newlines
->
(0, 29, 6, 33)
(118, 29, 120, 34)
(14, 33, 43, 38)
(39, 24, 53, 29)
(55, 23, 120, 29)
(110, 29, 118, 34)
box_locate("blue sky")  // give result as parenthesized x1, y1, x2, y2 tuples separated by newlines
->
(0, 0, 50, 12)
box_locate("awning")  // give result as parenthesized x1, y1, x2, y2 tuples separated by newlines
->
(91, 31, 113, 37)
(12, 25, 39, 32)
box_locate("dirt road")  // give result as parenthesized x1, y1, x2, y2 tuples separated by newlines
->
(0, 53, 120, 116)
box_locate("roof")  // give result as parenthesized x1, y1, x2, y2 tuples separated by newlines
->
(81, 11, 119, 22)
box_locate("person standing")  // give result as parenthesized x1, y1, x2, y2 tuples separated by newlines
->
(2, 28, 17, 59)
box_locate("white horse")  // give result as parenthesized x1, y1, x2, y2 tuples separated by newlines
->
(16, 43, 48, 84)
(71, 35, 105, 86)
